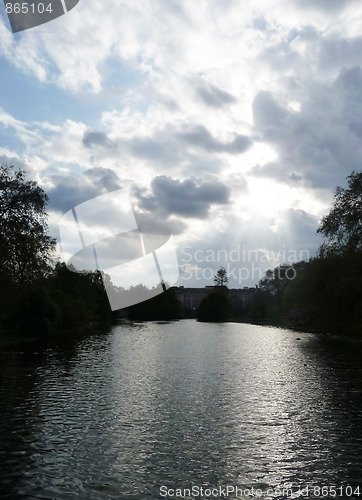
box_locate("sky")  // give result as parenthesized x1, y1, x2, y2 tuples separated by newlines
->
(1, 0, 362, 288)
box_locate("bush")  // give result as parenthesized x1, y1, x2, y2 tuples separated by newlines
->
(12, 287, 60, 336)
(196, 289, 230, 322)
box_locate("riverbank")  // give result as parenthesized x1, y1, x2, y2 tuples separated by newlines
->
(204, 315, 362, 339)
(2, 316, 360, 351)
(0, 320, 116, 350)
(0, 331, 40, 350)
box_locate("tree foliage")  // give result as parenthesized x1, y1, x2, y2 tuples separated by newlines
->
(284, 253, 362, 333)
(0, 165, 56, 285)
(196, 289, 230, 322)
(318, 170, 362, 254)
(48, 263, 113, 328)
(214, 267, 229, 287)
(255, 264, 301, 322)
(252, 173, 362, 334)
(126, 288, 185, 321)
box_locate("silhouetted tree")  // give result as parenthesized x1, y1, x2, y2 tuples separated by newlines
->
(126, 287, 185, 321)
(196, 289, 230, 322)
(12, 287, 60, 336)
(214, 267, 228, 287)
(249, 173, 362, 334)
(256, 263, 305, 323)
(318, 170, 362, 255)
(0, 165, 55, 286)
(285, 253, 362, 333)
(48, 263, 113, 328)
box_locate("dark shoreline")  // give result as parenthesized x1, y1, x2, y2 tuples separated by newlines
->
(0, 331, 40, 350)
(0, 321, 113, 350)
(2, 317, 361, 351)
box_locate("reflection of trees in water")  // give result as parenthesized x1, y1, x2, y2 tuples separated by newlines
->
(297, 335, 362, 484)
(0, 347, 53, 498)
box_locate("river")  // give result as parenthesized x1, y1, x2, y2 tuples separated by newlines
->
(0, 321, 362, 499)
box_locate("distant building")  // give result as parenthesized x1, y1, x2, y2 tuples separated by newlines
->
(171, 285, 256, 313)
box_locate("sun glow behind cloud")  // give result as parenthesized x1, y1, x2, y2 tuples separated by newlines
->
(246, 178, 296, 218)
(1, 0, 361, 286)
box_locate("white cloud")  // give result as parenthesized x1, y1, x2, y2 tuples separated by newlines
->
(2, 0, 362, 286)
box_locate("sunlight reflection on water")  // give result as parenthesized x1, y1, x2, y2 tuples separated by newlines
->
(0, 321, 362, 499)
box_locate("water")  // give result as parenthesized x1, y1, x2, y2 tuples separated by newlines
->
(0, 321, 362, 499)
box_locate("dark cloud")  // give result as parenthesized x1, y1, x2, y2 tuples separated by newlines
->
(294, 0, 355, 11)
(85, 167, 121, 191)
(82, 123, 252, 172)
(178, 125, 252, 154)
(253, 91, 287, 130)
(130, 124, 251, 168)
(252, 162, 304, 186)
(227, 135, 254, 154)
(137, 175, 230, 219)
(83, 128, 182, 166)
(318, 38, 362, 75)
(132, 207, 187, 236)
(349, 120, 362, 138)
(130, 137, 179, 165)
(82, 130, 118, 156)
(251, 67, 362, 191)
(274, 208, 322, 253)
(196, 81, 237, 108)
(83, 131, 109, 147)
(263, 27, 362, 82)
(48, 167, 122, 213)
(334, 65, 362, 93)
(259, 28, 362, 84)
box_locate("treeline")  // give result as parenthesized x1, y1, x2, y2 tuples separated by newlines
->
(0, 261, 185, 337)
(0, 165, 116, 336)
(0, 263, 114, 336)
(252, 253, 362, 334)
(126, 288, 185, 321)
(196, 172, 362, 335)
(252, 171, 362, 335)
(1, 164, 361, 336)
(0, 165, 184, 337)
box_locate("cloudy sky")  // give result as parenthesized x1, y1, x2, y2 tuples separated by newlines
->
(1, 0, 361, 288)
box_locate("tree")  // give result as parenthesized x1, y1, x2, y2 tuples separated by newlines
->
(318, 170, 362, 255)
(258, 265, 298, 296)
(214, 267, 228, 287)
(257, 264, 304, 322)
(0, 165, 55, 286)
(196, 289, 230, 322)
(48, 263, 114, 327)
(284, 253, 362, 333)
(126, 288, 185, 321)
(12, 287, 60, 336)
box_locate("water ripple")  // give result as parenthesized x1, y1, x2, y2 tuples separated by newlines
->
(0, 322, 362, 498)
